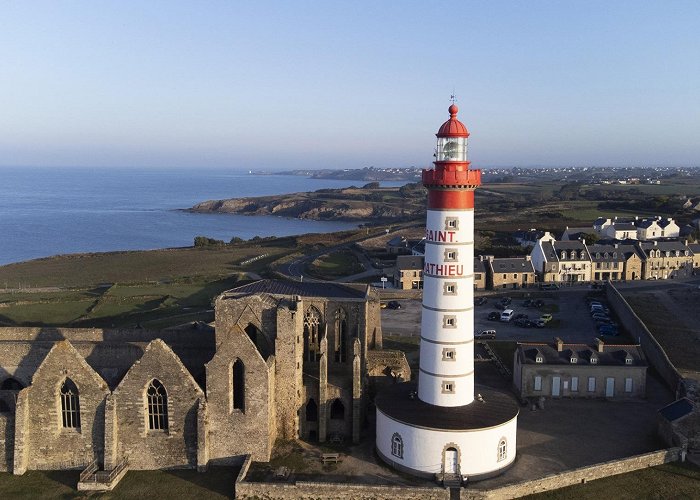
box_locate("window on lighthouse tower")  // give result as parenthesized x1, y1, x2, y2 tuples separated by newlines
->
(437, 137, 467, 162)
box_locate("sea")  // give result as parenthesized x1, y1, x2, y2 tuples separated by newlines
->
(0, 167, 406, 266)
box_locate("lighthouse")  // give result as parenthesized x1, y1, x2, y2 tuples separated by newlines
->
(375, 104, 519, 482)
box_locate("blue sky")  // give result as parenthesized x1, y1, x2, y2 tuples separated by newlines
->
(1, 1, 699, 169)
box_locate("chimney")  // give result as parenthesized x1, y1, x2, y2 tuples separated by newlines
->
(555, 337, 564, 352)
(525, 255, 531, 261)
(595, 337, 605, 353)
(654, 241, 658, 246)
(479, 255, 485, 261)
(614, 243, 619, 249)
(635, 216, 638, 220)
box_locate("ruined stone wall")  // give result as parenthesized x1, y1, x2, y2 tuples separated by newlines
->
(207, 299, 275, 462)
(274, 304, 303, 440)
(0, 414, 12, 472)
(21, 341, 110, 471)
(112, 340, 203, 469)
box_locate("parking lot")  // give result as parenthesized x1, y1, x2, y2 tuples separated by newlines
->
(381, 289, 621, 345)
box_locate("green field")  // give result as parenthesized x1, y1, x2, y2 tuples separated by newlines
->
(0, 467, 237, 499)
(307, 249, 364, 279)
(527, 461, 700, 500)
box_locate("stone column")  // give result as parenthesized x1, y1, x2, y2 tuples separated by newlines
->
(196, 398, 208, 472)
(12, 389, 29, 475)
(103, 393, 118, 470)
(318, 332, 328, 443)
(352, 338, 362, 444)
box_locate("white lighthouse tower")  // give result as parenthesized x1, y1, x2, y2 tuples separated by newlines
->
(375, 104, 519, 483)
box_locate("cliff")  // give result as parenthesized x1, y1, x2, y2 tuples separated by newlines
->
(186, 184, 426, 222)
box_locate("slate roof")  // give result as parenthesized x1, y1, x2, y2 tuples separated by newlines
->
(490, 258, 535, 274)
(517, 342, 646, 367)
(610, 223, 636, 231)
(658, 398, 695, 422)
(396, 255, 423, 270)
(541, 241, 558, 262)
(474, 257, 487, 274)
(588, 244, 627, 262)
(227, 279, 367, 299)
(635, 219, 657, 229)
(637, 240, 692, 255)
(375, 382, 519, 430)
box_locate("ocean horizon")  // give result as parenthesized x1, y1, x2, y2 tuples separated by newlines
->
(0, 167, 405, 266)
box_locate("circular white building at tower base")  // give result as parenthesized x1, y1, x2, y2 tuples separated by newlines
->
(375, 383, 519, 480)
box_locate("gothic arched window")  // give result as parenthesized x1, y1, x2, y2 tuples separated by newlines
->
(305, 398, 318, 422)
(147, 379, 168, 431)
(330, 398, 345, 420)
(391, 433, 403, 459)
(334, 308, 348, 363)
(232, 359, 245, 411)
(304, 307, 322, 362)
(60, 378, 81, 429)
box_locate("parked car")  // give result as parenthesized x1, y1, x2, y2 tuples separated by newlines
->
(475, 329, 496, 339)
(534, 319, 546, 328)
(386, 301, 401, 310)
(523, 299, 532, 307)
(595, 318, 618, 327)
(514, 313, 528, 320)
(500, 309, 515, 322)
(598, 325, 619, 336)
(539, 283, 560, 290)
(515, 318, 530, 328)
(474, 297, 487, 306)
(533, 299, 545, 308)
(539, 313, 553, 323)
(591, 313, 610, 321)
(487, 311, 500, 321)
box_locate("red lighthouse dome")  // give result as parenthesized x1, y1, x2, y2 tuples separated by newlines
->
(436, 104, 469, 138)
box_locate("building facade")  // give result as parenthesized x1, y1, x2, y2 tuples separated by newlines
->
(513, 338, 647, 400)
(0, 280, 394, 477)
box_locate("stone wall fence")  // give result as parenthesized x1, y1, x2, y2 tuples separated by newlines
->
(606, 283, 683, 394)
(234, 455, 449, 500)
(474, 447, 682, 499)
(235, 448, 681, 499)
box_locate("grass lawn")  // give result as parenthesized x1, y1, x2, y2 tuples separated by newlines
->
(307, 250, 364, 279)
(0, 246, 289, 289)
(0, 467, 237, 499)
(0, 276, 241, 329)
(382, 334, 421, 354)
(487, 341, 517, 366)
(527, 461, 700, 500)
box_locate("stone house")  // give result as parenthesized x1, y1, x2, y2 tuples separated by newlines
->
(0, 280, 396, 479)
(588, 243, 627, 282)
(636, 241, 695, 279)
(386, 236, 411, 255)
(530, 233, 592, 283)
(393, 255, 424, 290)
(690, 243, 700, 272)
(485, 256, 535, 289)
(474, 257, 487, 290)
(604, 222, 637, 241)
(513, 338, 647, 400)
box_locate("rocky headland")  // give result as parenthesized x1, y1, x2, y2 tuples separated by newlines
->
(186, 183, 426, 222)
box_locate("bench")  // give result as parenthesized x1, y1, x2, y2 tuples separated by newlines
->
(274, 466, 290, 479)
(321, 453, 340, 464)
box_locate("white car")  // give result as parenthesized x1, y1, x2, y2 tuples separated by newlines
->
(475, 330, 496, 339)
